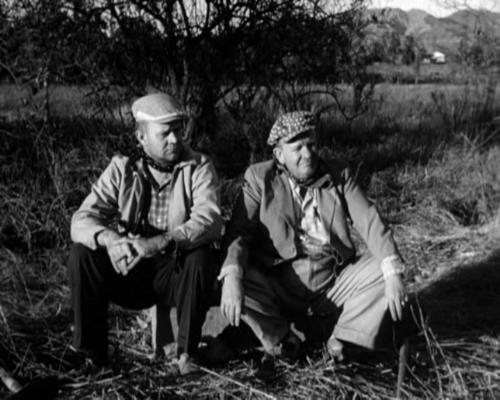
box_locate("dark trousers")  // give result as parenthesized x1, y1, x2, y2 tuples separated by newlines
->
(68, 243, 217, 359)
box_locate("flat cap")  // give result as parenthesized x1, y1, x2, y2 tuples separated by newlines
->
(132, 93, 186, 123)
(267, 111, 316, 146)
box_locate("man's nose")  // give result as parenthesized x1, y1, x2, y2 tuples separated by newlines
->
(166, 132, 178, 143)
(301, 146, 313, 158)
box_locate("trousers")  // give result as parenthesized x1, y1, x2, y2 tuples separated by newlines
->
(242, 253, 395, 353)
(68, 243, 217, 359)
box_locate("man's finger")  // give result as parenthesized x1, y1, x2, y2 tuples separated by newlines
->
(126, 255, 142, 272)
(118, 242, 135, 261)
(221, 303, 231, 323)
(220, 304, 228, 321)
(395, 299, 403, 321)
(111, 259, 121, 274)
(388, 300, 397, 322)
(114, 237, 132, 245)
(229, 305, 236, 326)
(117, 258, 129, 275)
(224, 304, 232, 325)
(234, 305, 241, 327)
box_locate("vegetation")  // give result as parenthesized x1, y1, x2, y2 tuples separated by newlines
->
(1, 0, 500, 399)
(1, 75, 500, 398)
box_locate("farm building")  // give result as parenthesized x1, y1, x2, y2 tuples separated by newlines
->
(432, 51, 446, 63)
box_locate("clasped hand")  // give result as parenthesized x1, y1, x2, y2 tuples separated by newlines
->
(106, 235, 160, 275)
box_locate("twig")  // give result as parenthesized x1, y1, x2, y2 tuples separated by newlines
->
(197, 365, 277, 400)
(62, 374, 123, 390)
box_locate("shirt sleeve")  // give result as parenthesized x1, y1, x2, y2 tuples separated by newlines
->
(380, 254, 406, 279)
(70, 158, 121, 249)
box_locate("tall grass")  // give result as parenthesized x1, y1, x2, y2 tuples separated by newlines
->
(1, 80, 499, 398)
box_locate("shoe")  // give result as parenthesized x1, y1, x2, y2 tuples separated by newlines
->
(280, 330, 301, 360)
(165, 353, 199, 376)
(254, 353, 276, 382)
(201, 336, 236, 365)
(326, 335, 344, 361)
(67, 345, 108, 371)
(177, 353, 199, 375)
(161, 342, 177, 360)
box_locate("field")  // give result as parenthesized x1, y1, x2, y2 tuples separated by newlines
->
(1, 79, 500, 399)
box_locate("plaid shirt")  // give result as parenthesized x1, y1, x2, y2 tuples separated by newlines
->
(144, 171, 172, 234)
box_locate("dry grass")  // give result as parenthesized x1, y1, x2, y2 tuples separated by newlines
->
(1, 82, 500, 399)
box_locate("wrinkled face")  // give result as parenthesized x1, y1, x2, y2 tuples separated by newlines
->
(273, 131, 318, 181)
(136, 120, 184, 164)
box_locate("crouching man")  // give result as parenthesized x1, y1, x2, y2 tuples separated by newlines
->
(68, 93, 222, 374)
(220, 111, 410, 362)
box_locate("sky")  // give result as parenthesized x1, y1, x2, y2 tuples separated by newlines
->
(370, 0, 500, 16)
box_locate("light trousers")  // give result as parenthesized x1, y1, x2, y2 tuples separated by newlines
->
(241, 253, 392, 353)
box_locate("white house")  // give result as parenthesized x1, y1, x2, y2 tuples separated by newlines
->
(432, 51, 446, 64)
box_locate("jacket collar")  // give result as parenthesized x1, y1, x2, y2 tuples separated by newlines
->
(269, 168, 297, 234)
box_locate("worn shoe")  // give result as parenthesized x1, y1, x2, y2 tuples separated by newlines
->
(67, 345, 109, 371)
(178, 353, 199, 375)
(326, 335, 344, 361)
(201, 336, 237, 365)
(165, 353, 199, 376)
(280, 330, 302, 360)
(255, 353, 276, 382)
(161, 342, 178, 360)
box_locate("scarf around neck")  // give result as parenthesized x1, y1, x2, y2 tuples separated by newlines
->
(131, 145, 183, 173)
(274, 157, 333, 190)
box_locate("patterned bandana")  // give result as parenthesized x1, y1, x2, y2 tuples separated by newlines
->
(130, 145, 181, 173)
(267, 111, 316, 146)
(274, 157, 333, 189)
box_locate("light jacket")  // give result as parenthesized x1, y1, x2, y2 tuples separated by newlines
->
(71, 146, 223, 250)
(222, 159, 400, 275)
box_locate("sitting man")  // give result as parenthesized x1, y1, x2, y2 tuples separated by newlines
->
(69, 93, 222, 374)
(220, 111, 409, 361)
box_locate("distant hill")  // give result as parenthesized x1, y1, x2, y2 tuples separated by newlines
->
(366, 8, 500, 58)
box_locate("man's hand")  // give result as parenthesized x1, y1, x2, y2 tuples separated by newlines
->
(115, 234, 170, 272)
(107, 241, 135, 275)
(96, 229, 134, 275)
(384, 274, 407, 321)
(220, 274, 243, 327)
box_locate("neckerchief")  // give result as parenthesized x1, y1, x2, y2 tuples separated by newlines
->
(274, 157, 333, 190)
(130, 145, 182, 173)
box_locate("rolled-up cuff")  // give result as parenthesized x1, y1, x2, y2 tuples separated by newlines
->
(380, 255, 405, 279)
(333, 325, 379, 350)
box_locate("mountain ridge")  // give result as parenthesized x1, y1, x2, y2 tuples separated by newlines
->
(366, 7, 500, 57)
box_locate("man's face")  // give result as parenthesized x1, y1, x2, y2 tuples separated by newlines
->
(273, 132, 319, 181)
(137, 120, 184, 164)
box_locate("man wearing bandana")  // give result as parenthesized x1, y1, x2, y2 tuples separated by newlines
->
(220, 111, 410, 362)
(69, 93, 222, 374)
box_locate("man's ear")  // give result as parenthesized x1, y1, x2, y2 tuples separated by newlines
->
(273, 145, 284, 165)
(135, 125, 146, 145)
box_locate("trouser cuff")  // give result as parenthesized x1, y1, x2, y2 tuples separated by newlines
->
(333, 325, 378, 350)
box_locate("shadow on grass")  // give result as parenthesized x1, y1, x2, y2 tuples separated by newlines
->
(418, 249, 500, 339)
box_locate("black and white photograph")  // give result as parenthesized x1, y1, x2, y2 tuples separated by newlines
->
(0, 0, 499, 398)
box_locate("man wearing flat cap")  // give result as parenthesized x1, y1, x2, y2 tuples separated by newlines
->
(220, 111, 410, 362)
(69, 93, 222, 373)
